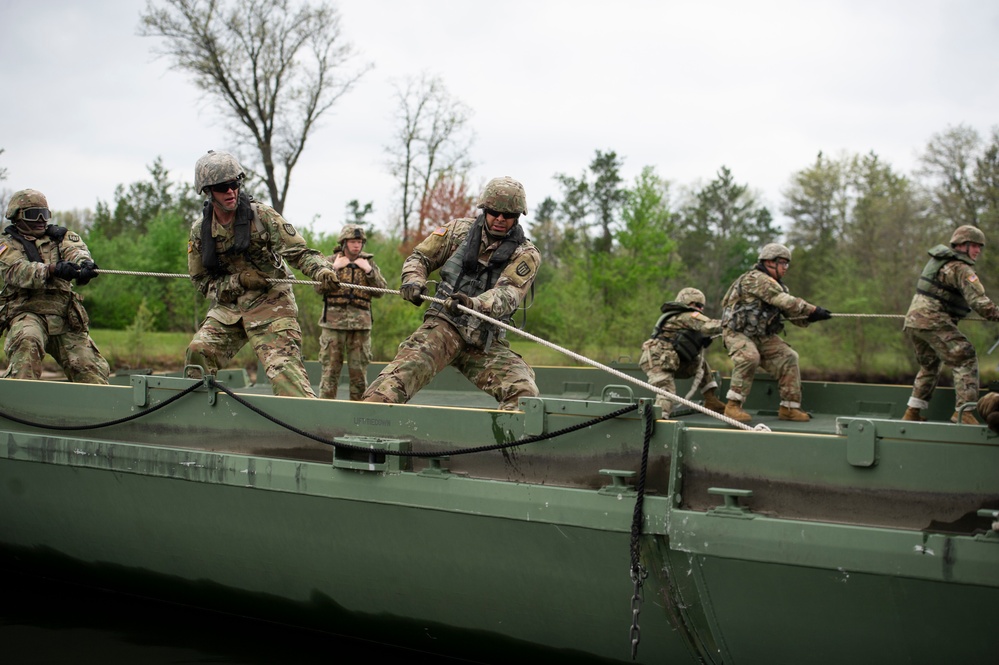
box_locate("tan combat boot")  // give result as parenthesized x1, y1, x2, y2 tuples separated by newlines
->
(901, 407, 926, 422)
(724, 399, 752, 423)
(778, 405, 811, 422)
(702, 388, 726, 414)
(951, 410, 980, 425)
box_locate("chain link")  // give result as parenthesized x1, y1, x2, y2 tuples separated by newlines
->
(629, 563, 648, 659)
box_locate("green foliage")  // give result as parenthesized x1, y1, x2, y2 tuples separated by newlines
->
(72, 127, 999, 385)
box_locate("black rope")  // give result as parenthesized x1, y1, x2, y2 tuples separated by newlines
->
(0, 381, 204, 430)
(0, 376, 641, 458)
(209, 379, 639, 457)
(627, 404, 653, 659)
(629, 404, 654, 571)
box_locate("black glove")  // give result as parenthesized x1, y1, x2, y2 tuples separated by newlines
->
(445, 292, 473, 315)
(400, 282, 427, 306)
(52, 261, 81, 281)
(76, 260, 99, 286)
(701, 335, 714, 348)
(807, 306, 832, 322)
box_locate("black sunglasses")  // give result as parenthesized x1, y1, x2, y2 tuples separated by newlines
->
(484, 208, 519, 220)
(20, 207, 51, 222)
(210, 180, 241, 194)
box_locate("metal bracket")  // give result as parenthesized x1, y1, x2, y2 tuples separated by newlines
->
(601, 384, 635, 403)
(975, 509, 999, 542)
(418, 456, 452, 478)
(598, 468, 637, 496)
(707, 487, 755, 519)
(131, 373, 216, 407)
(840, 418, 878, 467)
(332, 436, 410, 473)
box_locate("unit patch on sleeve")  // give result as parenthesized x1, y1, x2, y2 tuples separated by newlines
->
(515, 261, 531, 277)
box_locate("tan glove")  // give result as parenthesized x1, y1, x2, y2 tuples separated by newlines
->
(315, 268, 340, 294)
(238, 269, 270, 291)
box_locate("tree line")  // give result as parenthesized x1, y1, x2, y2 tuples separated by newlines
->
(44, 122, 998, 383)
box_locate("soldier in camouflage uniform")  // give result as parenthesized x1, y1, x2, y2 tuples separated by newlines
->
(639, 287, 726, 417)
(362, 176, 540, 410)
(317, 224, 388, 400)
(720, 243, 832, 423)
(0, 189, 108, 383)
(901, 225, 999, 424)
(186, 150, 339, 398)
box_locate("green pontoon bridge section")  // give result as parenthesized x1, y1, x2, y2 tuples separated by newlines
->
(1, 370, 997, 664)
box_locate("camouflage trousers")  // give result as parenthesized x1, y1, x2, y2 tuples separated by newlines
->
(904, 324, 979, 409)
(2, 312, 109, 384)
(318, 328, 372, 401)
(723, 331, 802, 408)
(362, 319, 538, 410)
(185, 315, 316, 398)
(639, 338, 718, 414)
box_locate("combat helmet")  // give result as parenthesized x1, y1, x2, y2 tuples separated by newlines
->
(338, 224, 367, 245)
(194, 150, 245, 194)
(5, 188, 49, 220)
(950, 225, 986, 247)
(477, 176, 528, 216)
(758, 243, 792, 262)
(676, 287, 706, 307)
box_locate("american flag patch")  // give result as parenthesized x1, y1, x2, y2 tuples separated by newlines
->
(432, 226, 447, 236)
(969, 274, 979, 283)
(0, 243, 7, 256)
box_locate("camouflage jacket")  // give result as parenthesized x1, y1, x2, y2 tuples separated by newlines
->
(402, 217, 541, 345)
(188, 201, 332, 329)
(318, 250, 388, 330)
(721, 267, 815, 339)
(651, 308, 723, 342)
(904, 252, 999, 330)
(0, 225, 94, 334)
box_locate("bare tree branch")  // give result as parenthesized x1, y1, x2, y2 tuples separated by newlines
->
(140, 0, 372, 214)
(384, 73, 475, 244)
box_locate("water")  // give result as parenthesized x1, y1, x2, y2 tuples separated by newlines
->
(1, 571, 469, 665)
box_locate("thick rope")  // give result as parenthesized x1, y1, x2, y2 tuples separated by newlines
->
(101, 268, 997, 430)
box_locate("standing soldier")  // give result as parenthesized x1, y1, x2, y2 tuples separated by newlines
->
(0, 189, 109, 383)
(362, 176, 540, 410)
(639, 287, 726, 417)
(317, 224, 387, 400)
(902, 225, 999, 424)
(185, 150, 339, 398)
(720, 243, 832, 423)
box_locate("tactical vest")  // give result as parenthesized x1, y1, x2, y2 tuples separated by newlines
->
(651, 303, 706, 364)
(915, 245, 974, 318)
(429, 218, 526, 349)
(322, 260, 375, 326)
(722, 267, 786, 338)
(200, 198, 287, 279)
(0, 225, 76, 319)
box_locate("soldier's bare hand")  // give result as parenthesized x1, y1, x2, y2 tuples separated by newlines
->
(354, 257, 372, 273)
(332, 255, 350, 270)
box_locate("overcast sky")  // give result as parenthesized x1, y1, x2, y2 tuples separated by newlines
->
(2, 0, 998, 237)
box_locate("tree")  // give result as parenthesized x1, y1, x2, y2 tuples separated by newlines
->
(139, 0, 372, 214)
(385, 73, 475, 245)
(91, 157, 200, 237)
(916, 124, 984, 228)
(554, 149, 627, 253)
(676, 166, 777, 310)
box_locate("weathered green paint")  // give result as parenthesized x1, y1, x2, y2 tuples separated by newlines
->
(1, 365, 997, 664)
